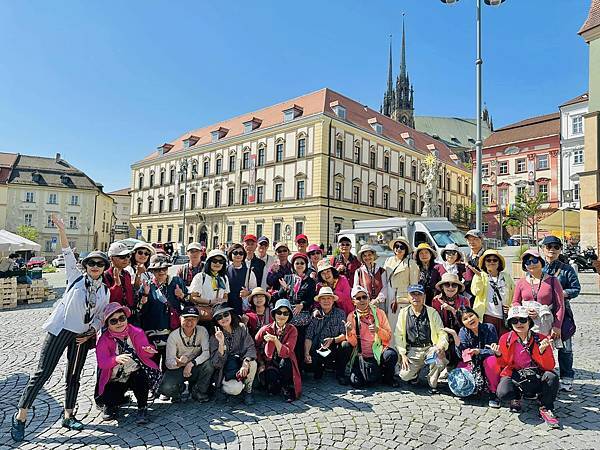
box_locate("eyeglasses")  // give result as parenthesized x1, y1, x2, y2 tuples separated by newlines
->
(297, 240, 307, 245)
(214, 312, 230, 321)
(113, 254, 129, 260)
(231, 251, 245, 256)
(108, 315, 127, 326)
(86, 260, 105, 268)
(509, 317, 528, 325)
(485, 258, 499, 263)
(211, 259, 225, 265)
(524, 257, 541, 266)
(275, 310, 290, 316)
(354, 294, 369, 301)
(443, 283, 460, 289)
(136, 250, 151, 257)
(308, 251, 322, 256)
(545, 244, 561, 250)
(276, 248, 289, 254)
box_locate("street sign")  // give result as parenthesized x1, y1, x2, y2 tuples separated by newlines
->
(51, 236, 57, 251)
(136, 228, 142, 239)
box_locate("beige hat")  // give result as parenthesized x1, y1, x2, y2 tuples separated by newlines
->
(389, 236, 412, 253)
(357, 244, 378, 262)
(247, 287, 271, 306)
(314, 286, 338, 302)
(435, 272, 465, 292)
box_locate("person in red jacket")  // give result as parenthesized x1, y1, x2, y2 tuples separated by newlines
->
(104, 242, 135, 308)
(495, 306, 559, 428)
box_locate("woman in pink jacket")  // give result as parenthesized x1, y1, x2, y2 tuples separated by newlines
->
(316, 259, 354, 315)
(95, 303, 159, 424)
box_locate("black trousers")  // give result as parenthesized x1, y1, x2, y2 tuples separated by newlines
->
(346, 344, 398, 388)
(261, 359, 294, 395)
(18, 329, 92, 410)
(99, 370, 149, 409)
(305, 343, 352, 378)
(497, 371, 559, 410)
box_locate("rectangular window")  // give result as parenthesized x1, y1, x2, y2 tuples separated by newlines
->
(334, 182, 342, 201)
(45, 240, 52, 252)
(354, 145, 361, 164)
(178, 227, 183, 243)
(411, 163, 417, 181)
(48, 193, 57, 204)
(242, 152, 250, 170)
(146, 228, 152, 242)
(168, 198, 174, 212)
(70, 195, 79, 205)
(411, 198, 416, 214)
(24, 213, 32, 226)
(295, 222, 304, 237)
(149, 173, 155, 186)
(399, 160, 405, 177)
(297, 138, 306, 158)
(499, 161, 508, 175)
(216, 158, 222, 174)
(179, 195, 185, 211)
(157, 228, 163, 242)
(482, 222, 489, 233)
(258, 148, 265, 166)
(458, 179, 462, 194)
(170, 167, 175, 184)
(167, 228, 172, 242)
(516, 158, 526, 173)
(276, 143, 284, 162)
(202, 192, 209, 209)
(159, 199, 164, 213)
(275, 184, 283, 202)
(573, 149, 584, 165)
(538, 184, 548, 201)
(26, 192, 35, 203)
(446, 175, 451, 191)
(537, 154, 549, 170)
(148, 200, 153, 214)
(273, 223, 282, 242)
(369, 151, 376, 169)
(574, 183, 580, 201)
(398, 196, 405, 212)
(383, 192, 389, 209)
(353, 186, 360, 204)
(384, 155, 390, 173)
(482, 189, 490, 206)
(499, 189, 509, 207)
(240, 225, 247, 241)
(256, 186, 264, 204)
(517, 185, 526, 198)
(69, 215, 78, 229)
(160, 171, 165, 185)
(465, 180, 469, 196)
(203, 161, 209, 177)
(369, 189, 375, 207)
(296, 180, 305, 200)
(335, 140, 343, 158)
(228, 188, 235, 206)
(137, 202, 142, 215)
(226, 225, 233, 243)
(241, 188, 248, 205)
(229, 155, 236, 172)
(215, 190, 221, 207)
(256, 223, 263, 237)
(572, 115, 583, 135)
(482, 164, 490, 177)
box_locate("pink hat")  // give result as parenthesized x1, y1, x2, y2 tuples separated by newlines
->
(295, 234, 308, 243)
(307, 244, 322, 254)
(291, 252, 309, 265)
(103, 302, 131, 325)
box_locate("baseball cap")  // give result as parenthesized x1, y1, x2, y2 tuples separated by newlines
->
(181, 306, 200, 318)
(108, 241, 131, 257)
(243, 234, 258, 243)
(295, 234, 308, 243)
(465, 229, 484, 239)
(541, 235, 562, 247)
(407, 284, 425, 295)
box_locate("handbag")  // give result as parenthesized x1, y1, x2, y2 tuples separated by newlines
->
(116, 338, 163, 394)
(345, 310, 382, 383)
(511, 333, 543, 395)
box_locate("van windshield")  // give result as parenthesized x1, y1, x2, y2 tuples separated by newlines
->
(430, 230, 469, 247)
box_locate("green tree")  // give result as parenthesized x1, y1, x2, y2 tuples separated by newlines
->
(16, 225, 39, 242)
(502, 192, 546, 242)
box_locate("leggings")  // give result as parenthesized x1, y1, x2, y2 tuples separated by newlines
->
(18, 329, 91, 410)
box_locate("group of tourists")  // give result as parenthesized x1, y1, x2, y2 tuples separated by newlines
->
(10, 218, 581, 441)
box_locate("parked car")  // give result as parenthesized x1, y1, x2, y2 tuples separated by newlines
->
(27, 256, 47, 269)
(52, 254, 65, 267)
(507, 235, 537, 247)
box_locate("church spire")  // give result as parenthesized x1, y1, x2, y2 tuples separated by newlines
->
(400, 16, 407, 79)
(387, 35, 394, 94)
(382, 34, 395, 117)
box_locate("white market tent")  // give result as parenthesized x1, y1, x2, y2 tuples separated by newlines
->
(0, 230, 41, 253)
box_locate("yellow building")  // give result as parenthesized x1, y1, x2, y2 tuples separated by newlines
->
(94, 188, 116, 253)
(130, 88, 472, 250)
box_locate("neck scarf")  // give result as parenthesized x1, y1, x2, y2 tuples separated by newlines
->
(109, 323, 130, 340)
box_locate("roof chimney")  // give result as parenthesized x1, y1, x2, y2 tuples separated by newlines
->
(55, 153, 61, 162)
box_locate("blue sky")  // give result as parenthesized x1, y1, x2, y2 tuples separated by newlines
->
(0, 0, 590, 192)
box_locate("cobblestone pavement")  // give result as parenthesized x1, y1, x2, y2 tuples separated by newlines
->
(0, 276, 599, 449)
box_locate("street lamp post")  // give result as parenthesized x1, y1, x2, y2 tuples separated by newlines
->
(179, 158, 197, 252)
(440, 0, 505, 230)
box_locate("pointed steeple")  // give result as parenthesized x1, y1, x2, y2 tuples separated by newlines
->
(400, 16, 407, 79)
(387, 35, 394, 94)
(382, 34, 395, 118)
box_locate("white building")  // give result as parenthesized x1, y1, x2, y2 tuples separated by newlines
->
(559, 94, 588, 209)
(108, 188, 133, 241)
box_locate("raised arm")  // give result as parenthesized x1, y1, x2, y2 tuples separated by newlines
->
(52, 214, 80, 285)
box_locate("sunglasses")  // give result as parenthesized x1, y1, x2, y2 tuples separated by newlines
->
(214, 312, 230, 321)
(524, 257, 541, 266)
(275, 310, 290, 317)
(354, 294, 369, 301)
(152, 267, 168, 273)
(308, 251, 322, 256)
(297, 240, 307, 244)
(231, 251, 245, 256)
(509, 317, 529, 325)
(443, 283, 460, 289)
(108, 315, 127, 326)
(545, 244, 561, 250)
(113, 254, 130, 260)
(86, 260, 105, 268)
(339, 242, 351, 247)
(276, 248, 289, 254)
(444, 250, 458, 256)
(211, 259, 225, 265)
(136, 250, 151, 257)
(258, 242, 269, 247)
(294, 260, 306, 265)
(485, 258, 499, 263)
(394, 245, 406, 251)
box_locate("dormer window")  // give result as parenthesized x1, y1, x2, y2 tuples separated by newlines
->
(401, 132, 415, 148)
(283, 105, 303, 122)
(211, 127, 229, 143)
(330, 101, 346, 120)
(243, 117, 262, 134)
(158, 143, 174, 155)
(368, 118, 382, 134)
(183, 135, 199, 148)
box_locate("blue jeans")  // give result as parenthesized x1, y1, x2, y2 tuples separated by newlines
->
(558, 337, 574, 379)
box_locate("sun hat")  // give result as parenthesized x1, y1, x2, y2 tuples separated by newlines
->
(103, 303, 131, 325)
(314, 286, 338, 302)
(465, 229, 484, 239)
(350, 285, 369, 298)
(521, 249, 545, 271)
(108, 241, 131, 257)
(448, 368, 476, 397)
(316, 259, 339, 280)
(274, 242, 290, 253)
(247, 287, 271, 306)
(221, 379, 244, 396)
(133, 242, 156, 255)
(507, 305, 529, 321)
(148, 254, 172, 270)
(389, 236, 412, 252)
(181, 306, 200, 318)
(291, 252, 309, 265)
(478, 249, 506, 273)
(81, 250, 110, 269)
(213, 304, 235, 319)
(407, 284, 425, 295)
(435, 272, 465, 292)
(440, 243, 463, 262)
(413, 243, 438, 261)
(357, 244, 378, 262)
(307, 244, 322, 254)
(207, 249, 227, 261)
(271, 299, 293, 319)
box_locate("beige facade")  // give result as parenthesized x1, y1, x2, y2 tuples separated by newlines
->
(93, 190, 115, 253)
(130, 89, 472, 250)
(109, 188, 133, 241)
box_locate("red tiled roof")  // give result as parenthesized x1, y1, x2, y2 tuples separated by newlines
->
(139, 88, 467, 171)
(560, 93, 589, 108)
(0, 152, 18, 183)
(579, 0, 600, 35)
(107, 187, 130, 196)
(483, 113, 560, 148)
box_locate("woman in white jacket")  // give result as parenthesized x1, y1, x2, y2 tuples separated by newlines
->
(11, 214, 110, 442)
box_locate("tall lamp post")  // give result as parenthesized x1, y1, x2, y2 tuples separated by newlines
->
(440, 0, 505, 230)
(179, 158, 197, 251)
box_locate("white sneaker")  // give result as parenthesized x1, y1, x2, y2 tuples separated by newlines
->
(560, 379, 573, 392)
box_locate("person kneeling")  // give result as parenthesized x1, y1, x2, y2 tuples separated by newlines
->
(210, 304, 258, 405)
(160, 306, 213, 403)
(396, 284, 449, 394)
(304, 287, 350, 384)
(344, 286, 399, 388)
(96, 303, 160, 424)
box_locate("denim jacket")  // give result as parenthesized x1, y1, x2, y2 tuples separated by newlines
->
(456, 322, 498, 360)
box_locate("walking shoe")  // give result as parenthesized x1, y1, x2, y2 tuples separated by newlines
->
(539, 407, 560, 428)
(509, 399, 522, 413)
(61, 416, 84, 431)
(191, 392, 210, 403)
(243, 393, 256, 406)
(408, 377, 420, 386)
(10, 413, 26, 442)
(428, 386, 439, 395)
(560, 379, 573, 392)
(159, 394, 170, 401)
(135, 408, 149, 425)
(282, 387, 295, 403)
(102, 406, 118, 421)
(488, 395, 501, 409)
(170, 395, 182, 403)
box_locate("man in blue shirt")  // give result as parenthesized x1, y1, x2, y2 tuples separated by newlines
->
(542, 235, 581, 392)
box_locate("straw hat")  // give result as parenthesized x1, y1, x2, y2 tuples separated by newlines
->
(314, 286, 338, 302)
(435, 272, 465, 292)
(388, 236, 412, 252)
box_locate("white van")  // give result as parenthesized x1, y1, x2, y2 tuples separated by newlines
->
(338, 217, 470, 263)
